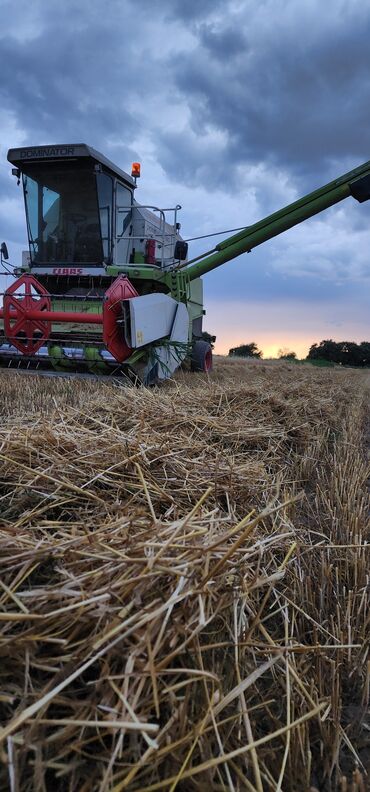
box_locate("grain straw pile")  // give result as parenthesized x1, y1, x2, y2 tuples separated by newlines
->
(0, 360, 369, 791)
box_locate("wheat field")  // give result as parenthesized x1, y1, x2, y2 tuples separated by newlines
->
(0, 359, 369, 791)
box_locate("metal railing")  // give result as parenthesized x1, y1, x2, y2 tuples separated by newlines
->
(116, 204, 181, 268)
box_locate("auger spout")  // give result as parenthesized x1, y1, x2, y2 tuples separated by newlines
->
(185, 160, 370, 281)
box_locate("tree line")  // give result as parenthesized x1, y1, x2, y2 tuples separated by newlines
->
(206, 336, 370, 366)
(307, 339, 370, 366)
(202, 331, 370, 367)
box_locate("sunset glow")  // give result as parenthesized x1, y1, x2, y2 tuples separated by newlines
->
(207, 298, 369, 359)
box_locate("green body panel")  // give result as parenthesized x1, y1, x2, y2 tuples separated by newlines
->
(106, 265, 163, 281)
(48, 298, 105, 370)
(84, 347, 108, 372)
(48, 345, 72, 370)
(50, 297, 102, 335)
(163, 269, 190, 302)
(186, 278, 204, 339)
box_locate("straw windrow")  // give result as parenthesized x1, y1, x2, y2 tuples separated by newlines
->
(0, 360, 369, 791)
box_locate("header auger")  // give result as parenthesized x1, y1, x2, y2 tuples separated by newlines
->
(1, 143, 370, 382)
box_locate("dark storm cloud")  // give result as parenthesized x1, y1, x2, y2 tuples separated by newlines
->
(198, 25, 248, 59)
(128, 0, 223, 21)
(163, 2, 370, 190)
(0, 0, 369, 317)
(168, 0, 223, 20)
(2, 0, 370, 192)
(0, 0, 163, 167)
(0, 25, 136, 148)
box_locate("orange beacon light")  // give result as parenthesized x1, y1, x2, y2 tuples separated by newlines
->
(131, 162, 141, 178)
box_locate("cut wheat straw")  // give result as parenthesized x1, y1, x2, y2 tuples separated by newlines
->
(0, 360, 369, 791)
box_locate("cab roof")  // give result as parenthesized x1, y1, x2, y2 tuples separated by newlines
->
(7, 143, 136, 188)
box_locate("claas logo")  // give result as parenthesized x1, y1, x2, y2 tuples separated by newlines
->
(53, 268, 83, 275)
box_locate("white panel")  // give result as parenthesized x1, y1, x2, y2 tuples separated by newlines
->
(143, 304, 188, 381)
(129, 293, 178, 347)
(155, 303, 190, 380)
(170, 302, 189, 345)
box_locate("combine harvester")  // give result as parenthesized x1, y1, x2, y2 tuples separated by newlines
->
(1, 144, 370, 383)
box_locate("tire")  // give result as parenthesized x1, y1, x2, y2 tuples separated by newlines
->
(191, 340, 213, 372)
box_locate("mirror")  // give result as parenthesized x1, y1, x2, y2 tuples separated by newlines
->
(174, 240, 188, 261)
(0, 242, 9, 260)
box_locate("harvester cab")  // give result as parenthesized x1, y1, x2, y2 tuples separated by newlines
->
(11, 145, 185, 272)
(1, 145, 199, 383)
(1, 144, 370, 383)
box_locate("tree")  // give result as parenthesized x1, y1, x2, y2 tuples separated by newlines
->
(229, 342, 262, 358)
(307, 340, 341, 363)
(307, 339, 370, 367)
(338, 342, 362, 366)
(359, 342, 370, 366)
(278, 348, 297, 360)
(201, 331, 216, 349)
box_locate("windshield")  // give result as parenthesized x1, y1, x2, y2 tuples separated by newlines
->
(22, 164, 106, 265)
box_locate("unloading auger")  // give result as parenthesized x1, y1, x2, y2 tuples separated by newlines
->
(1, 144, 370, 383)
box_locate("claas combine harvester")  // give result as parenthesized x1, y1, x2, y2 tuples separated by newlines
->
(1, 144, 370, 383)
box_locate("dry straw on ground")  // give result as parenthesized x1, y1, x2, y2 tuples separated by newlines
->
(0, 359, 369, 791)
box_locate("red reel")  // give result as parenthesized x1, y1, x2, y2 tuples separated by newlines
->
(3, 274, 52, 354)
(103, 275, 138, 362)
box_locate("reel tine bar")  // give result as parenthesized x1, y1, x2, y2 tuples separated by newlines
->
(3, 274, 52, 354)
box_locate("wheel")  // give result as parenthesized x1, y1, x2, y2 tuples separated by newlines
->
(191, 340, 213, 372)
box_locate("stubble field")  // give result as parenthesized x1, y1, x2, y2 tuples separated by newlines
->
(0, 358, 369, 791)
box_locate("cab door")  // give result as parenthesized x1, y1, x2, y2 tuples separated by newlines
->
(115, 182, 133, 264)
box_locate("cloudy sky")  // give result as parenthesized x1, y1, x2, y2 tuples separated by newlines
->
(0, 0, 369, 356)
